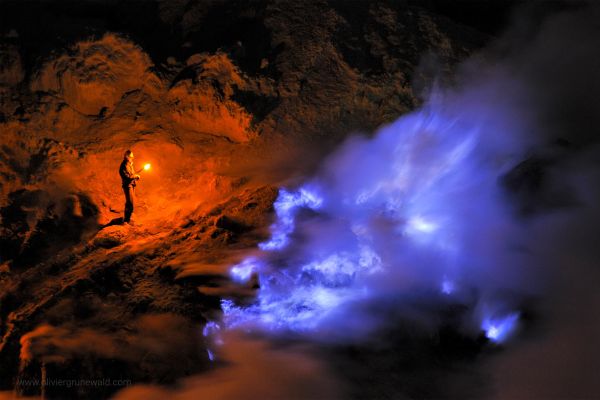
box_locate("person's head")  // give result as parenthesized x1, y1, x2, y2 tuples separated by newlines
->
(124, 150, 134, 162)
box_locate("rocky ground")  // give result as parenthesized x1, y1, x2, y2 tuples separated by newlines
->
(0, 1, 499, 398)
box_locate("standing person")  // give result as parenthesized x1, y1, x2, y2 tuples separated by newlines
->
(119, 150, 140, 224)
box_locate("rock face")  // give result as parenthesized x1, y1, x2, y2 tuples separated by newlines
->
(168, 52, 257, 142)
(0, 43, 24, 88)
(30, 34, 160, 117)
(0, 1, 488, 398)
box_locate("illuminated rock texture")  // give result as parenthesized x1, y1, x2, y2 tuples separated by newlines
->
(0, 1, 492, 398)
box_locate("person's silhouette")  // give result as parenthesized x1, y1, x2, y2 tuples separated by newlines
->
(119, 150, 140, 224)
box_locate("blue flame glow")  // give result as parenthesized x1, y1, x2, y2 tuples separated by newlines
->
(441, 277, 455, 295)
(202, 321, 223, 361)
(223, 95, 527, 342)
(230, 258, 259, 283)
(482, 313, 520, 343)
(258, 188, 323, 251)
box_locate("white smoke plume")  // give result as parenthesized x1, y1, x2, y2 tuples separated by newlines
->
(219, 4, 600, 344)
(115, 3, 600, 399)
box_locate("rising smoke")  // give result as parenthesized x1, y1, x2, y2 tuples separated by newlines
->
(221, 0, 600, 358)
(113, 3, 600, 399)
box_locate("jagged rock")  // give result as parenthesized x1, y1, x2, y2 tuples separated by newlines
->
(30, 33, 162, 116)
(168, 52, 256, 142)
(92, 225, 130, 249)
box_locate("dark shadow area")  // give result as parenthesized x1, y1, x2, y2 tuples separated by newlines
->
(0, 189, 99, 269)
(0, 0, 180, 79)
(101, 217, 125, 229)
(0, 0, 284, 81)
(231, 89, 279, 127)
(500, 142, 580, 216)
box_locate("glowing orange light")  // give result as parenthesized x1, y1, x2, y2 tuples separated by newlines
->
(144, 163, 151, 171)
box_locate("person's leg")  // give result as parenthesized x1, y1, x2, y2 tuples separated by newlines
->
(129, 186, 135, 219)
(123, 186, 133, 222)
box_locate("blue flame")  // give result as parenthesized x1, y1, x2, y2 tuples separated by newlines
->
(202, 321, 221, 337)
(441, 277, 455, 295)
(482, 313, 520, 343)
(223, 98, 527, 340)
(258, 187, 323, 251)
(230, 258, 259, 283)
(203, 321, 223, 361)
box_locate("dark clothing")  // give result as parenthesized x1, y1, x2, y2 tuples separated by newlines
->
(123, 185, 135, 223)
(119, 159, 137, 188)
(119, 158, 137, 222)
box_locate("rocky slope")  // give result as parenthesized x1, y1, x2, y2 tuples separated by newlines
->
(0, 1, 489, 398)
